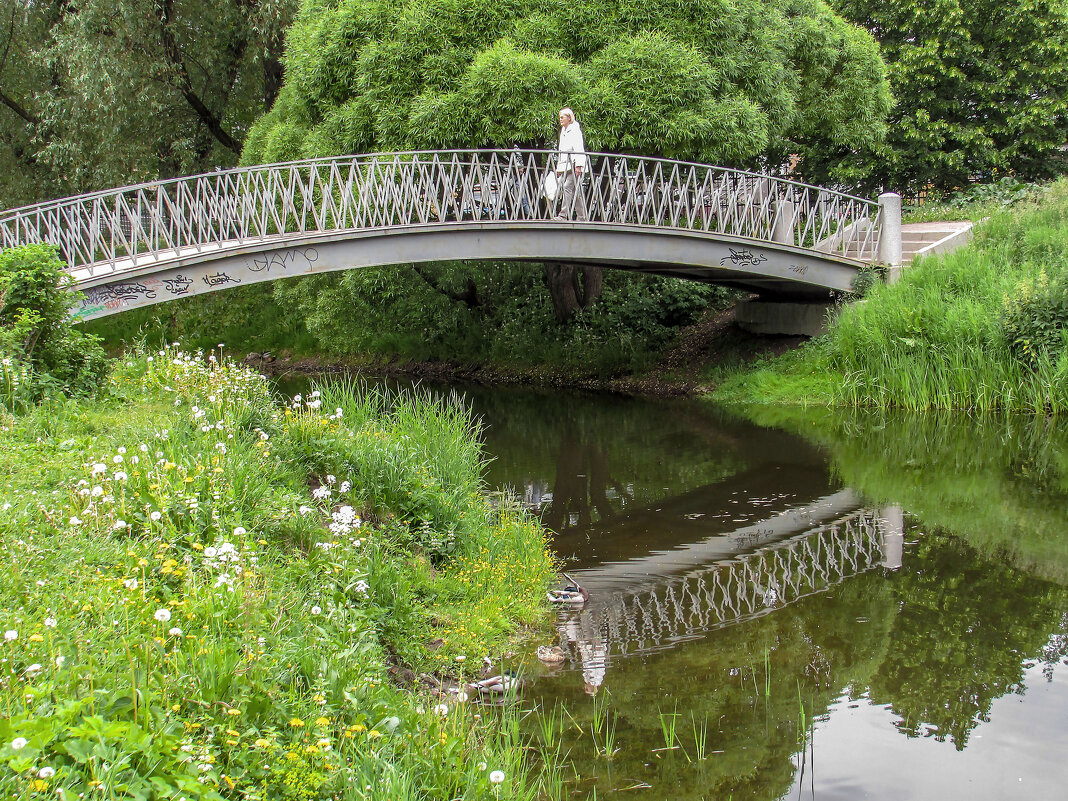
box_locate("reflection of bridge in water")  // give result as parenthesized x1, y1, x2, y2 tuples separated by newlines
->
(554, 499, 902, 688)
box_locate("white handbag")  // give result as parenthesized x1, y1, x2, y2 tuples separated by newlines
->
(541, 170, 559, 202)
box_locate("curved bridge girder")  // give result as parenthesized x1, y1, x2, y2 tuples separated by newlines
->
(0, 149, 885, 322)
(71, 222, 863, 321)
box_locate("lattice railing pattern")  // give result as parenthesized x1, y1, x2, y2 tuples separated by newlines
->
(0, 150, 882, 278)
(559, 510, 885, 660)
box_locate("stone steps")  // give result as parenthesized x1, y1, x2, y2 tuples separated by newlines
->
(901, 221, 974, 264)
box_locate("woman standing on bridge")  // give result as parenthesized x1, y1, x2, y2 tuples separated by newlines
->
(555, 108, 588, 221)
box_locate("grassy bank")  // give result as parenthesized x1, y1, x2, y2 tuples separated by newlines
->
(714, 179, 1068, 413)
(0, 347, 560, 800)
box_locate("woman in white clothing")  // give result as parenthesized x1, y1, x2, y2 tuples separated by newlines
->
(555, 107, 588, 220)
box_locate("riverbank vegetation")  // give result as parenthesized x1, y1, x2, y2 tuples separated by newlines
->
(0, 347, 561, 799)
(0, 249, 562, 798)
(714, 179, 1068, 413)
(84, 269, 737, 378)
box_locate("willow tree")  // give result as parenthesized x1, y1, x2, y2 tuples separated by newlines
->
(0, 0, 295, 208)
(242, 0, 890, 333)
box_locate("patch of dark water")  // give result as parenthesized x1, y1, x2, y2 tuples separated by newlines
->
(275, 374, 1068, 799)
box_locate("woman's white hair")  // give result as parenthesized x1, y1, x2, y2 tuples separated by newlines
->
(559, 107, 578, 125)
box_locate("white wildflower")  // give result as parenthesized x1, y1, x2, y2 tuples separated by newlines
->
(153, 608, 172, 622)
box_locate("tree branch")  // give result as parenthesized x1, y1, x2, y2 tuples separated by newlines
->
(156, 0, 241, 154)
(0, 87, 37, 124)
(409, 264, 480, 308)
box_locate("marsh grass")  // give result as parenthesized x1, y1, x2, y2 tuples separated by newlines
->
(715, 179, 1068, 413)
(0, 346, 561, 799)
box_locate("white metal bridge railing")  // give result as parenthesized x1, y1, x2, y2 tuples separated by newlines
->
(0, 150, 882, 278)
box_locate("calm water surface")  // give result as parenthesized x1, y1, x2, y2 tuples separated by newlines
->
(287, 376, 1068, 799)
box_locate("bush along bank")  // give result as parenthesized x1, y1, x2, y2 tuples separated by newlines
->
(0, 346, 560, 800)
(713, 179, 1068, 413)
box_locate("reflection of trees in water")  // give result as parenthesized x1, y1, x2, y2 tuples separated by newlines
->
(541, 420, 633, 532)
(476, 389, 756, 519)
(757, 406, 1068, 583)
(529, 521, 1068, 800)
(869, 529, 1068, 750)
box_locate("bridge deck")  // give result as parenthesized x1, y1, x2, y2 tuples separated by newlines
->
(1, 150, 891, 320)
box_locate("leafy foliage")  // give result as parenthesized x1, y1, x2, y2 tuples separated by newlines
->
(0, 245, 107, 403)
(831, 0, 1068, 193)
(244, 0, 890, 167)
(0, 0, 295, 208)
(269, 262, 733, 373)
(999, 269, 1068, 370)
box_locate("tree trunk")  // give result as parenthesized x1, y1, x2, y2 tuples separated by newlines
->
(578, 265, 603, 307)
(545, 263, 604, 323)
(544, 263, 582, 323)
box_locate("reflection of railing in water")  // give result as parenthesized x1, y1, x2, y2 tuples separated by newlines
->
(557, 509, 887, 667)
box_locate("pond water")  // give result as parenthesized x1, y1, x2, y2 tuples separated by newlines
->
(282, 376, 1068, 799)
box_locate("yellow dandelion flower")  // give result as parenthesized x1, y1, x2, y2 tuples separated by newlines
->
(315, 716, 330, 726)
(254, 738, 271, 748)
(289, 718, 305, 727)
(368, 730, 382, 739)
(28, 633, 43, 643)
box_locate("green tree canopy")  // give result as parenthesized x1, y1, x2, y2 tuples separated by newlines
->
(243, 0, 891, 170)
(833, 0, 1068, 193)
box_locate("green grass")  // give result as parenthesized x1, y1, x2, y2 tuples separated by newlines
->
(714, 179, 1068, 413)
(0, 347, 560, 799)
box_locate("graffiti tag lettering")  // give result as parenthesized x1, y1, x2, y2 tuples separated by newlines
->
(83, 282, 157, 305)
(248, 247, 319, 273)
(164, 275, 193, 295)
(788, 263, 809, 275)
(203, 272, 241, 287)
(720, 248, 768, 268)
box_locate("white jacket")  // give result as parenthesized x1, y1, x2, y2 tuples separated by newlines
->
(556, 122, 588, 172)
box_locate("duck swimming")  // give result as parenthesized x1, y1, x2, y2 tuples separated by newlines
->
(536, 645, 566, 664)
(546, 573, 589, 607)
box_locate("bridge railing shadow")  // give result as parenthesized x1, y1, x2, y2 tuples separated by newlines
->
(0, 150, 882, 276)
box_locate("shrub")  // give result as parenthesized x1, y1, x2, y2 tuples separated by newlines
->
(999, 269, 1068, 371)
(0, 245, 108, 401)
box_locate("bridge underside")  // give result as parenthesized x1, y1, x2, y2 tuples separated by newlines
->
(71, 222, 864, 322)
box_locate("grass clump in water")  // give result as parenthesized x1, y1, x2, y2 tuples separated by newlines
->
(0, 346, 559, 799)
(715, 178, 1068, 413)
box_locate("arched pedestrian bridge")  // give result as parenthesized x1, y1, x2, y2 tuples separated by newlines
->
(0, 150, 899, 322)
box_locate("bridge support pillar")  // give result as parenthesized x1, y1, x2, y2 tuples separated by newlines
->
(735, 299, 833, 337)
(878, 505, 904, 569)
(878, 192, 903, 283)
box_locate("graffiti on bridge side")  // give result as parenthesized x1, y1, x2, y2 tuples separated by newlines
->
(720, 247, 768, 268)
(203, 271, 241, 287)
(247, 247, 319, 274)
(83, 282, 157, 306)
(163, 275, 193, 295)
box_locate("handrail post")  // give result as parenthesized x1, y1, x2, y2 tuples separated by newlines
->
(773, 196, 795, 245)
(878, 191, 902, 282)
